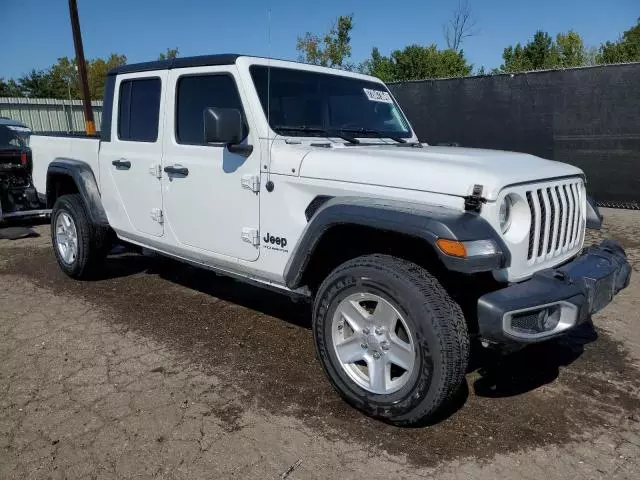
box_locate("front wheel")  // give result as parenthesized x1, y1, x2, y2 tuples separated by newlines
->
(313, 254, 469, 426)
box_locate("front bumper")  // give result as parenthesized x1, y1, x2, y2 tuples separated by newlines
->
(477, 240, 631, 344)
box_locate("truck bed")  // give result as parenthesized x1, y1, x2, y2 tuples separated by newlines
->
(31, 132, 100, 199)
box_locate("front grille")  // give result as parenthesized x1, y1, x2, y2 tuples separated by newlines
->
(526, 180, 584, 262)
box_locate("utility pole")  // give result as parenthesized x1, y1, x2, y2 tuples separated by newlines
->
(68, 0, 95, 135)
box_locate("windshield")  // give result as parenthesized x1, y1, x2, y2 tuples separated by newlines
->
(250, 66, 412, 139)
(0, 125, 31, 148)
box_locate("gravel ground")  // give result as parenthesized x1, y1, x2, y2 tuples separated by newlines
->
(0, 208, 639, 479)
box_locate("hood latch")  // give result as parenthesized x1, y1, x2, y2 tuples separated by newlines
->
(464, 184, 487, 213)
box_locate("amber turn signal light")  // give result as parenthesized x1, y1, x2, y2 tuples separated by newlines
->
(436, 239, 467, 258)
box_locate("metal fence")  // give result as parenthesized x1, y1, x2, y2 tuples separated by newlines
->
(389, 62, 640, 208)
(0, 97, 103, 133)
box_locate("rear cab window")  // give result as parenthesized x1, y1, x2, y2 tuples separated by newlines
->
(117, 78, 161, 142)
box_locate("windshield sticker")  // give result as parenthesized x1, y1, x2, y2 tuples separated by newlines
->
(363, 88, 393, 103)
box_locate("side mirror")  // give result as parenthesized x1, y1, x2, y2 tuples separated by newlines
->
(203, 107, 243, 145)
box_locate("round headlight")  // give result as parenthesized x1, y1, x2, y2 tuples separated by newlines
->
(499, 195, 513, 233)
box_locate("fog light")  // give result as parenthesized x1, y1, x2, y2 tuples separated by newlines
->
(537, 306, 560, 332)
(504, 302, 578, 339)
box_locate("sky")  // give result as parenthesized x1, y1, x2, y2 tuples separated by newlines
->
(1, 0, 638, 79)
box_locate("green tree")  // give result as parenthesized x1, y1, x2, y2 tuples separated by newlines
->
(16, 69, 67, 98)
(358, 47, 395, 80)
(597, 18, 640, 64)
(49, 56, 80, 98)
(1, 54, 126, 100)
(296, 14, 354, 68)
(556, 30, 586, 67)
(48, 54, 127, 100)
(87, 54, 127, 99)
(158, 48, 179, 60)
(500, 31, 561, 72)
(0, 78, 23, 97)
(362, 44, 472, 82)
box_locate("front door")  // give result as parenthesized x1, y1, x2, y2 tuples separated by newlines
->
(161, 67, 260, 261)
(99, 72, 167, 237)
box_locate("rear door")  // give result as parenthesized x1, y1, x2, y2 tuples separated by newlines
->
(99, 72, 167, 237)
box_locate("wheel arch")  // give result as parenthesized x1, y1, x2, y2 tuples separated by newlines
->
(47, 158, 109, 227)
(284, 196, 508, 291)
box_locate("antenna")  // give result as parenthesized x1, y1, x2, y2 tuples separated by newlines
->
(265, 8, 273, 186)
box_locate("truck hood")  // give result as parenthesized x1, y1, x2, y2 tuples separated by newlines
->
(297, 145, 584, 201)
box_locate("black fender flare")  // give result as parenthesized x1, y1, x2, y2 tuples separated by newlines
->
(283, 196, 509, 289)
(46, 158, 109, 226)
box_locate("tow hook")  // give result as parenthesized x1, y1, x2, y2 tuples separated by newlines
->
(553, 271, 573, 285)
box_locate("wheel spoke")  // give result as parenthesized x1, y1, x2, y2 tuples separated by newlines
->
(367, 357, 388, 393)
(55, 212, 78, 265)
(335, 335, 365, 364)
(371, 300, 398, 330)
(387, 334, 415, 371)
(339, 300, 368, 332)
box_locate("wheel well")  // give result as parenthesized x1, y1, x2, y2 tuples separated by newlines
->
(299, 224, 502, 336)
(47, 173, 78, 208)
(300, 224, 443, 291)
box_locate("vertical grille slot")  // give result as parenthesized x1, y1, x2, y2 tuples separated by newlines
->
(526, 192, 535, 260)
(568, 184, 577, 247)
(546, 188, 556, 253)
(536, 189, 546, 258)
(562, 185, 571, 247)
(554, 186, 564, 251)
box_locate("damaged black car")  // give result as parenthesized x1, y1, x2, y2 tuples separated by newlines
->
(0, 118, 47, 222)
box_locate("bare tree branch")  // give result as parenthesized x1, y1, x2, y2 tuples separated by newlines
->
(443, 0, 479, 52)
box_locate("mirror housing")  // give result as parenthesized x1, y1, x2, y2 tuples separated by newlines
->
(204, 107, 243, 145)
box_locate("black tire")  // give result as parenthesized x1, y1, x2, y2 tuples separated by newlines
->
(51, 194, 111, 279)
(313, 254, 469, 426)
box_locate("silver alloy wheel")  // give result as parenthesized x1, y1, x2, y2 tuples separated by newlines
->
(331, 292, 416, 395)
(55, 211, 78, 265)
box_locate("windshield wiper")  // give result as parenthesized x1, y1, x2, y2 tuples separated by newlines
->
(338, 127, 407, 144)
(274, 125, 360, 144)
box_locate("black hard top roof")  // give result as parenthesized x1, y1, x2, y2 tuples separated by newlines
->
(107, 54, 243, 76)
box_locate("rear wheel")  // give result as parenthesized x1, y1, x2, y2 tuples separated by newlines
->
(313, 254, 469, 425)
(51, 194, 110, 279)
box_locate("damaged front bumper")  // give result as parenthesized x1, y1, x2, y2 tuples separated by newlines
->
(477, 240, 631, 344)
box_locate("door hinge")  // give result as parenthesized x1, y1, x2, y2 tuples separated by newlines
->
(149, 164, 162, 179)
(150, 208, 164, 224)
(241, 227, 260, 246)
(241, 174, 260, 193)
(464, 184, 487, 213)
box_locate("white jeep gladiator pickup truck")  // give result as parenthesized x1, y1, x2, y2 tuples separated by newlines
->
(30, 54, 631, 425)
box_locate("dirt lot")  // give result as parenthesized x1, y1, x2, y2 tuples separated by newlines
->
(1, 208, 639, 479)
